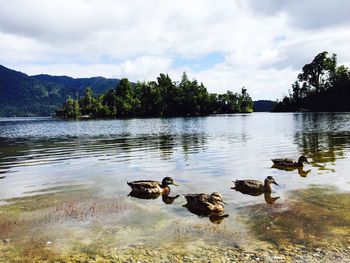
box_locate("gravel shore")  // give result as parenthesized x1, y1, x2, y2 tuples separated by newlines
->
(2, 239, 349, 263)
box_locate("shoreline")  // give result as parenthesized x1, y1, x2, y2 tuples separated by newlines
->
(1, 241, 349, 262)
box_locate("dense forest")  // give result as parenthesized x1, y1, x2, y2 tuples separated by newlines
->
(56, 73, 253, 118)
(273, 51, 350, 112)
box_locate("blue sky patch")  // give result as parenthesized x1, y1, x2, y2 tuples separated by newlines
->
(172, 52, 225, 71)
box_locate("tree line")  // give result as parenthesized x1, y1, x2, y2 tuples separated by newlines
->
(56, 73, 253, 118)
(273, 51, 350, 112)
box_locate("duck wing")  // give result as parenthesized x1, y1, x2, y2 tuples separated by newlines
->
(272, 158, 294, 166)
(184, 193, 213, 216)
(127, 180, 160, 189)
(235, 179, 263, 189)
(233, 179, 264, 195)
(184, 193, 210, 205)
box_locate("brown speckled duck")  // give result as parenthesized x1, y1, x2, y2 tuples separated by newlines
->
(184, 192, 227, 215)
(127, 177, 178, 195)
(231, 176, 279, 195)
(272, 155, 310, 168)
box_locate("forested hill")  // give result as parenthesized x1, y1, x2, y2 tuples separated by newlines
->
(32, 75, 120, 95)
(273, 52, 350, 112)
(253, 100, 277, 112)
(0, 65, 120, 116)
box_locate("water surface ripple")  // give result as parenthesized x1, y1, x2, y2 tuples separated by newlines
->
(0, 113, 350, 250)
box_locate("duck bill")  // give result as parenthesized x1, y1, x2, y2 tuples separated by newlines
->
(172, 182, 179, 186)
(220, 200, 227, 204)
(273, 181, 279, 186)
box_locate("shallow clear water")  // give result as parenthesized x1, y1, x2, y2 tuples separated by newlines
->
(0, 113, 350, 254)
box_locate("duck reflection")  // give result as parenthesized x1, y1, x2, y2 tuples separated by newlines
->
(128, 191, 180, 205)
(232, 189, 280, 204)
(183, 192, 229, 224)
(263, 192, 280, 204)
(272, 165, 311, 177)
(207, 213, 229, 224)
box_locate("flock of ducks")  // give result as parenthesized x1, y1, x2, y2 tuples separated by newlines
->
(127, 155, 310, 224)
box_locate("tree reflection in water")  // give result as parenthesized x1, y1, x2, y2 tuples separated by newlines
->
(293, 113, 350, 171)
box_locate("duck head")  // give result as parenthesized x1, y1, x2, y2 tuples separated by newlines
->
(298, 155, 310, 164)
(209, 192, 227, 205)
(265, 176, 279, 186)
(161, 177, 179, 187)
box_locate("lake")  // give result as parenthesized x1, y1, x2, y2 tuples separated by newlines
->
(0, 113, 350, 261)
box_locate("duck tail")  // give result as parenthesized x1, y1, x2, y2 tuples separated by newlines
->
(127, 181, 132, 187)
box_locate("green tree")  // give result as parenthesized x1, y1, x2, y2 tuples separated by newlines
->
(79, 87, 94, 115)
(298, 51, 337, 93)
(178, 72, 210, 115)
(115, 78, 140, 117)
(157, 73, 179, 116)
(62, 96, 81, 118)
(134, 81, 162, 116)
(239, 87, 253, 112)
(103, 89, 117, 115)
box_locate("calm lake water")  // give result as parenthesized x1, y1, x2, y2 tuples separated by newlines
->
(0, 113, 350, 258)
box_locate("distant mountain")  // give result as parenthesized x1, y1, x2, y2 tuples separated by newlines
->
(32, 75, 120, 95)
(253, 100, 277, 112)
(0, 65, 120, 116)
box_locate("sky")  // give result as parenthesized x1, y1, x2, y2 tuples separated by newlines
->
(1, 0, 350, 100)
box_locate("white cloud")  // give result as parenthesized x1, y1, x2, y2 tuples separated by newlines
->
(244, 0, 350, 29)
(16, 55, 173, 80)
(1, 0, 350, 99)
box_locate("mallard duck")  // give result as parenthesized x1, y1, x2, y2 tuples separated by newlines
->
(127, 177, 178, 195)
(231, 176, 279, 195)
(184, 192, 227, 215)
(272, 155, 310, 168)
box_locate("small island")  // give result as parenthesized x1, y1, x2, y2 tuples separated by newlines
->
(56, 73, 253, 118)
